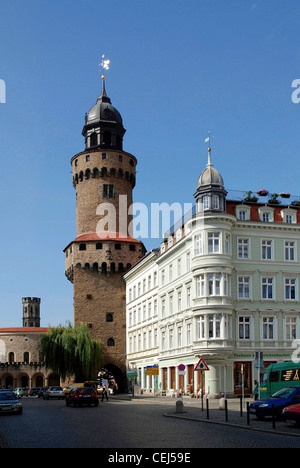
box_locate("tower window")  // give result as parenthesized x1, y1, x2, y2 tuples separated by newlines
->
(96, 243, 103, 250)
(79, 243, 87, 251)
(102, 153, 107, 159)
(86, 155, 90, 162)
(107, 338, 115, 347)
(106, 313, 113, 322)
(90, 132, 98, 147)
(129, 244, 136, 252)
(118, 155, 123, 162)
(103, 184, 115, 198)
(115, 243, 121, 250)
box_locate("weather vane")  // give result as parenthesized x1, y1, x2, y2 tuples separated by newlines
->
(204, 131, 214, 151)
(99, 54, 110, 80)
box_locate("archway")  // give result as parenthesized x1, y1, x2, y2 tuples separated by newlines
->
(105, 363, 126, 393)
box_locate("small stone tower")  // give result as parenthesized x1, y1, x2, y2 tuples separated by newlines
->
(64, 76, 146, 390)
(22, 297, 41, 328)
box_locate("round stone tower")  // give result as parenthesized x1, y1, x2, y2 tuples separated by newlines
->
(64, 77, 146, 390)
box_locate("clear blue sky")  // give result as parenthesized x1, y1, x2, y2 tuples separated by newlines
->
(0, 0, 299, 327)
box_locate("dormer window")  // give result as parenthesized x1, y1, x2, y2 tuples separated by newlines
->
(281, 208, 296, 224)
(258, 206, 274, 223)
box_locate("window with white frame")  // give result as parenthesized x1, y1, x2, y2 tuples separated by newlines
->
(195, 233, 203, 255)
(285, 241, 296, 261)
(196, 275, 205, 297)
(262, 240, 273, 260)
(263, 316, 274, 340)
(203, 196, 209, 210)
(149, 329, 152, 348)
(286, 317, 297, 340)
(177, 326, 182, 347)
(238, 238, 249, 259)
(169, 328, 174, 349)
(208, 233, 220, 253)
(177, 259, 181, 277)
(154, 328, 158, 347)
(212, 194, 219, 209)
(178, 291, 182, 311)
(225, 234, 231, 255)
(238, 276, 251, 299)
(187, 323, 192, 344)
(208, 273, 221, 296)
(197, 316, 205, 340)
(187, 287, 191, 307)
(169, 294, 173, 315)
(161, 298, 166, 318)
(169, 264, 173, 282)
(209, 314, 221, 338)
(161, 331, 166, 350)
(186, 252, 191, 271)
(262, 277, 274, 300)
(285, 278, 296, 300)
(238, 316, 251, 340)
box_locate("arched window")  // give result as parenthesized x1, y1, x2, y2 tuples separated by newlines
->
(106, 313, 113, 322)
(107, 338, 115, 347)
(23, 352, 29, 364)
(103, 131, 111, 146)
(8, 352, 14, 364)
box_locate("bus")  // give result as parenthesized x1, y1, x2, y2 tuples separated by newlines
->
(254, 361, 300, 400)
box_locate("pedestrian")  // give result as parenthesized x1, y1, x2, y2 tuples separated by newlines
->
(102, 384, 108, 401)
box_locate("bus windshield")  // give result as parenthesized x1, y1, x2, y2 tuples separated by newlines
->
(271, 388, 295, 399)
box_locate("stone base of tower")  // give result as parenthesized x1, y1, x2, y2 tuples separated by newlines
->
(73, 265, 127, 390)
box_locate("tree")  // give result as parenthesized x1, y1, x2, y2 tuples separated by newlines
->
(40, 322, 103, 382)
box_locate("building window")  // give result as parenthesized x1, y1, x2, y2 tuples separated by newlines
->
(23, 352, 29, 363)
(177, 291, 182, 311)
(263, 317, 274, 340)
(86, 155, 90, 161)
(103, 184, 115, 198)
(208, 273, 221, 296)
(129, 244, 136, 252)
(208, 233, 220, 253)
(238, 276, 250, 299)
(285, 241, 295, 261)
(203, 196, 209, 210)
(178, 326, 182, 347)
(197, 316, 205, 340)
(262, 240, 272, 260)
(8, 352, 14, 364)
(239, 317, 250, 340)
(212, 195, 219, 209)
(102, 153, 107, 159)
(106, 313, 113, 322)
(195, 234, 203, 255)
(209, 314, 221, 338)
(115, 243, 121, 250)
(286, 317, 297, 340)
(196, 275, 205, 297)
(79, 243, 86, 251)
(107, 338, 115, 347)
(118, 155, 123, 162)
(96, 243, 102, 250)
(262, 277, 274, 300)
(238, 238, 249, 259)
(285, 278, 296, 300)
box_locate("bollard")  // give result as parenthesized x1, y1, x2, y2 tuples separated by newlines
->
(247, 402, 250, 425)
(240, 396, 243, 417)
(225, 399, 228, 422)
(206, 398, 209, 419)
(175, 400, 184, 413)
(272, 404, 276, 429)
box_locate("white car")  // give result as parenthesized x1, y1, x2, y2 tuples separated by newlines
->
(43, 386, 65, 400)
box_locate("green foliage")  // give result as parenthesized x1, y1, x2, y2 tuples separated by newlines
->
(40, 321, 103, 381)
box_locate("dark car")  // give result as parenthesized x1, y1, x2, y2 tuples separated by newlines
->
(38, 387, 48, 398)
(249, 386, 300, 420)
(66, 387, 99, 407)
(0, 392, 23, 415)
(28, 387, 41, 397)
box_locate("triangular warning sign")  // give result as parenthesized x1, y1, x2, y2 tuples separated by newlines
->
(195, 358, 210, 371)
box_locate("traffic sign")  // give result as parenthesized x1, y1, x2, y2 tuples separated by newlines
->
(194, 358, 210, 372)
(178, 364, 186, 371)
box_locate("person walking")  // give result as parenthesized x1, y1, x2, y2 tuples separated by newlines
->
(102, 384, 108, 402)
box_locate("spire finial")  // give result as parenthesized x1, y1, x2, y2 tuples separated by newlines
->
(99, 54, 110, 90)
(204, 131, 214, 167)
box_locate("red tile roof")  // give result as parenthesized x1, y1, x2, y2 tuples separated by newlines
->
(0, 328, 48, 333)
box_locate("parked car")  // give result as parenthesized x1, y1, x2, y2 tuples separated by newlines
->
(38, 387, 48, 398)
(282, 403, 300, 427)
(0, 392, 23, 415)
(63, 381, 98, 395)
(249, 386, 300, 420)
(28, 387, 41, 397)
(43, 386, 65, 400)
(14, 388, 29, 398)
(65, 387, 99, 407)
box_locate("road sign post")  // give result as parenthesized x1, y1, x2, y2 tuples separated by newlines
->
(194, 358, 210, 411)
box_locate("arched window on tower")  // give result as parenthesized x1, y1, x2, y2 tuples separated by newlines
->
(103, 131, 111, 146)
(106, 313, 113, 322)
(23, 352, 29, 364)
(107, 338, 115, 347)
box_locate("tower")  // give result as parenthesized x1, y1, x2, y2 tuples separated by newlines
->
(22, 297, 41, 328)
(64, 74, 146, 389)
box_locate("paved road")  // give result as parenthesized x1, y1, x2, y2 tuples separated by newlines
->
(1, 396, 300, 449)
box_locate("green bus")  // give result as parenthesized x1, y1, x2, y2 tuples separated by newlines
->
(254, 361, 300, 400)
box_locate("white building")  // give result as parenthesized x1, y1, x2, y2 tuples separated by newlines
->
(125, 148, 300, 397)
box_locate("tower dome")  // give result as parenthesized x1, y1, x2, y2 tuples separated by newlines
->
(194, 147, 227, 213)
(197, 149, 224, 189)
(82, 77, 126, 151)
